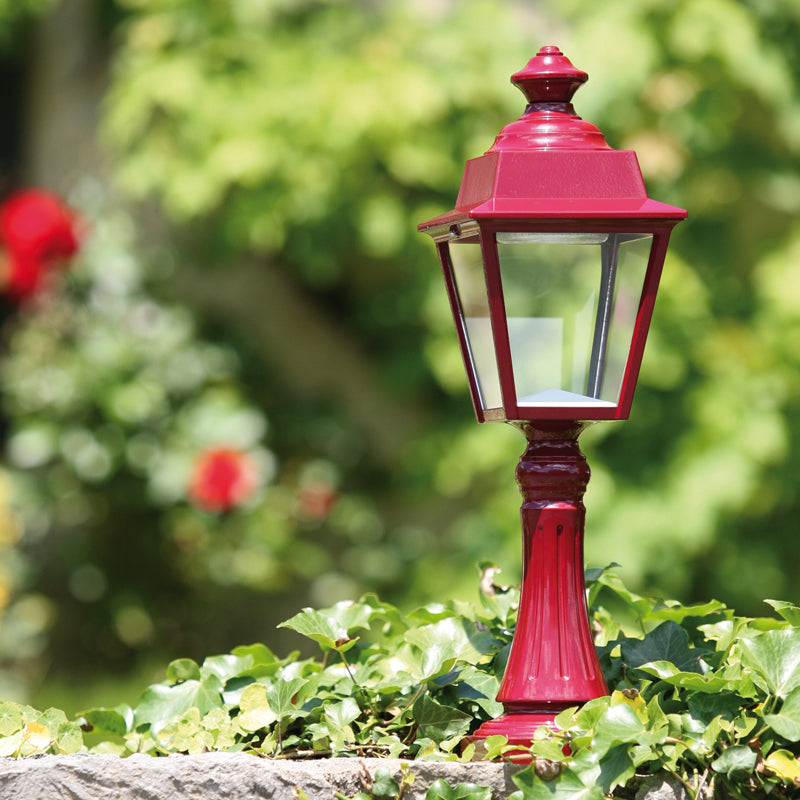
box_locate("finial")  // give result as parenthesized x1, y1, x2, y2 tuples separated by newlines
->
(489, 46, 608, 151)
(510, 46, 589, 105)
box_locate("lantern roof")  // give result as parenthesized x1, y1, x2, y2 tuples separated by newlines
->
(419, 46, 686, 235)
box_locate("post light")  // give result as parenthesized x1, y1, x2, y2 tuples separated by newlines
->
(418, 47, 686, 751)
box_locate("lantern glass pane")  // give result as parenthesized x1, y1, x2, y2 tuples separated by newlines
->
(449, 241, 502, 410)
(496, 233, 652, 407)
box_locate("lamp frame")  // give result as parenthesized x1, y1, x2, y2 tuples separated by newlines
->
(417, 46, 687, 758)
(429, 218, 678, 422)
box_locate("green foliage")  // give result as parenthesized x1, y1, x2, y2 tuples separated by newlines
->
(78, 579, 514, 759)
(8, 569, 800, 797)
(0, 189, 410, 690)
(0, 0, 53, 45)
(505, 568, 800, 799)
(0, 701, 82, 756)
(3, 0, 800, 736)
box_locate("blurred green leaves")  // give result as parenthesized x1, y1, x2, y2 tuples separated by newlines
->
(2, 0, 800, 720)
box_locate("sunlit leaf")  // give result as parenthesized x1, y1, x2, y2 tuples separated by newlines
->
(0, 703, 22, 737)
(79, 706, 133, 737)
(279, 608, 351, 651)
(636, 661, 732, 692)
(404, 617, 495, 680)
(765, 749, 800, 784)
(593, 704, 647, 752)
(134, 673, 224, 734)
(0, 733, 22, 758)
(512, 766, 604, 800)
(266, 676, 306, 721)
(764, 687, 800, 740)
(22, 721, 51, 751)
(236, 683, 277, 732)
(765, 600, 800, 628)
(739, 629, 800, 697)
(167, 658, 201, 682)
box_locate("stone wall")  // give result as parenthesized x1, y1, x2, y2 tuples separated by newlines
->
(0, 753, 691, 799)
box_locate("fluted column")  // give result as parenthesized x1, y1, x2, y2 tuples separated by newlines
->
(472, 421, 608, 752)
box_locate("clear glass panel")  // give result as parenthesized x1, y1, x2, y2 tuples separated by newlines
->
(449, 241, 502, 409)
(496, 232, 652, 407)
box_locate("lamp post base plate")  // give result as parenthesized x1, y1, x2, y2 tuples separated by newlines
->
(467, 710, 568, 763)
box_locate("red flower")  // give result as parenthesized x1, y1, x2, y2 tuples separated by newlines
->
(0, 190, 79, 262)
(0, 189, 81, 301)
(189, 448, 259, 513)
(1, 253, 49, 301)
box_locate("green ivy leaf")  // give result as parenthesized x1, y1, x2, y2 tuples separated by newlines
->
(0, 702, 22, 736)
(237, 683, 277, 732)
(279, 608, 351, 651)
(134, 673, 224, 734)
(593, 704, 647, 752)
(231, 643, 282, 665)
(739, 629, 800, 697)
(425, 779, 492, 800)
(36, 707, 68, 733)
(764, 686, 800, 740)
(405, 618, 495, 680)
(648, 599, 729, 624)
(55, 721, 84, 754)
(413, 694, 472, 744)
(636, 661, 732, 692)
(621, 622, 700, 672)
(371, 768, 400, 799)
(512, 766, 605, 800)
(450, 666, 503, 717)
(597, 744, 636, 793)
(266, 676, 306, 721)
(711, 745, 757, 779)
(201, 653, 256, 682)
(589, 572, 655, 621)
(765, 600, 800, 627)
(166, 658, 201, 682)
(79, 705, 133, 737)
(687, 692, 748, 724)
(324, 697, 361, 729)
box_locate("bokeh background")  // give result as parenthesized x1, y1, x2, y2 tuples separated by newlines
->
(1, 0, 799, 715)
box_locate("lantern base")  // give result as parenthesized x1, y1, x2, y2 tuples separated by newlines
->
(467, 707, 573, 763)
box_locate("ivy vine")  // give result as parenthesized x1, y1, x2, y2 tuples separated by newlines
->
(3, 566, 800, 799)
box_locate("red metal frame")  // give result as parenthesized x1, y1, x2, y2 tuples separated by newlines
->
(420, 46, 686, 424)
(418, 46, 687, 757)
(433, 222, 677, 422)
(469, 421, 607, 758)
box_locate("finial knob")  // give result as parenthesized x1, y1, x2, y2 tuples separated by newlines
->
(511, 46, 588, 105)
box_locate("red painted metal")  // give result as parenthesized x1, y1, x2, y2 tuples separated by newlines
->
(469, 422, 606, 759)
(438, 241, 487, 422)
(419, 46, 686, 423)
(418, 46, 688, 755)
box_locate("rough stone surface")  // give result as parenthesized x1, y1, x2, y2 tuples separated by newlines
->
(634, 773, 691, 800)
(0, 753, 522, 800)
(0, 755, 714, 799)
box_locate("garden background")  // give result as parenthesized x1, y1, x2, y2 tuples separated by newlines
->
(0, 0, 799, 717)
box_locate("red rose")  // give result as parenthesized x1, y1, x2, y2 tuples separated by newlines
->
(189, 448, 259, 513)
(1, 252, 49, 301)
(0, 189, 81, 302)
(0, 190, 79, 262)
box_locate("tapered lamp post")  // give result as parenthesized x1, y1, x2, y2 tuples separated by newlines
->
(418, 46, 686, 751)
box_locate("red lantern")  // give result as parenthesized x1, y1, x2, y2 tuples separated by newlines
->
(419, 47, 686, 755)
